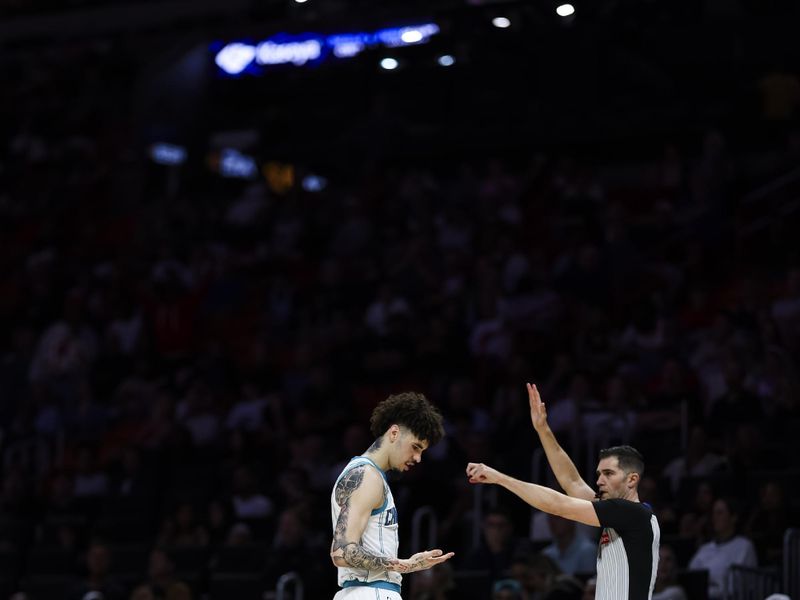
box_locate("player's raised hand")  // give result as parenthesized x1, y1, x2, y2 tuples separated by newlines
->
(527, 382, 548, 433)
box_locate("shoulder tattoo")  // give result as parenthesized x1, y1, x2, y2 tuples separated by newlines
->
(335, 465, 366, 507)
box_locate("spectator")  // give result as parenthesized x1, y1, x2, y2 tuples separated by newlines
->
(0, 465, 34, 518)
(142, 547, 193, 600)
(535, 372, 586, 440)
(230, 465, 273, 521)
(327, 422, 371, 487)
(224, 383, 271, 432)
(581, 374, 636, 450)
(744, 480, 790, 566)
(106, 293, 143, 357)
(364, 283, 412, 336)
(724, 424, 768, 474)
(206, 498, 232, 547)
(770, 268, 800, 346)
(69, 539, 126, 600)
(29, 288, 98, 389)
(462, 508, 532, 581)
(540, 514, 597, 576)
(157, 502, 209, 548)
(652, 545, 688, 600)
(662, 426, 726, 496)
(129, 585, 156, 600)
(135, 391, 176, 450)
(264, 507, 327, 596)
(492, 578, 524, 600)
(678, 480, 714, 546)
(706, 355, 763, 438)
(275, 467, 314, 513)
(688, 497, 757, 599)
(638, 476, 679, 536)
(224, 522, 253, 546)
(581, 577, 596, 600)
(408, 563, 456, 600)
(64, 382, 109, 444)
(72, 445, 109, 499)
(176, 382, 221, 448)
(758, 67, 800, 121)
(510, 553, 583, 600)
(109, 446, 154, 504)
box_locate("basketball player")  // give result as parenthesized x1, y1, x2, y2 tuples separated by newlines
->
(331, 392, 454, 599)
(467, 384, 660, 600)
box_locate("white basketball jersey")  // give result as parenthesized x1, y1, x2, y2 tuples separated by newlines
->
(331, 456, 401, 589)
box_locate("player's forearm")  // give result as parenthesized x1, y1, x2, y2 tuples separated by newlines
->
(537, 426, 585, 496)
(331, 541, 398, 571)
(495, 472, 564, 515)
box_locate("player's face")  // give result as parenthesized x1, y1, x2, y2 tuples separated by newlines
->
(392, 430, 429, 472)
(595, 456, 629, 500)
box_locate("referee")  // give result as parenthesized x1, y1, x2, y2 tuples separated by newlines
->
(467, 384, 659, 600)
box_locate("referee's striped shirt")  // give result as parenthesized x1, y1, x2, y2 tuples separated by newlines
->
(593, 499, 660, 600)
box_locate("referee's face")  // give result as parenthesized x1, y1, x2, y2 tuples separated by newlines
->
(595, 457, 629, 500)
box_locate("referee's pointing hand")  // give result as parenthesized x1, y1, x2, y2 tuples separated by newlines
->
(466, 462, 501, 485)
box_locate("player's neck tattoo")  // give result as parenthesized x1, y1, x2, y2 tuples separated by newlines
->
(367, 437, 383, 453)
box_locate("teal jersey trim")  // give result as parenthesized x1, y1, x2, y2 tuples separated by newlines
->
(342, 580, 401, 594)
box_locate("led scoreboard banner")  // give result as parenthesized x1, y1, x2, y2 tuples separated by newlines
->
(213, 22, 440, 76)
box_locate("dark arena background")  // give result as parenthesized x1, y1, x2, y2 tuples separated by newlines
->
(1, 0, 800, 599)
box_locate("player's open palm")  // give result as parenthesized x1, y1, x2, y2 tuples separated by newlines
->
(397, 549, 454, 573)
(527, 382, 548, 432)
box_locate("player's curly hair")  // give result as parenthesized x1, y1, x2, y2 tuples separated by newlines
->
(370, 392, 445, 446)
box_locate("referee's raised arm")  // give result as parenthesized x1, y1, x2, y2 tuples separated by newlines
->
(527, 383, 596, 501)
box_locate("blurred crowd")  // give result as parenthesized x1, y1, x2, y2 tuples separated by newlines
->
(1, 34, 800, 600)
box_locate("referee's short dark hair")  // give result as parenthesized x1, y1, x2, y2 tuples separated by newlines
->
(599, 445, 645, 476)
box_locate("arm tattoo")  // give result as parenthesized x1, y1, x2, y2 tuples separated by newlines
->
(341, 542, 397, 570)
(332, 466, 393, 570)
(335, 466, 365, 507)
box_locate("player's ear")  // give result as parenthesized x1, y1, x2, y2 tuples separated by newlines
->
(628, 472, 639, 488)
(388, 424, 400, 442)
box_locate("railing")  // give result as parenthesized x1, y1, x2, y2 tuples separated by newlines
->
(726, 565, 781, 600)
(785, 528, 800, 599)
(411, 506, 438, 553)
(742, 167, 800, 205)
(275, 571, 304, 600)
(738, 166, 800, 239)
